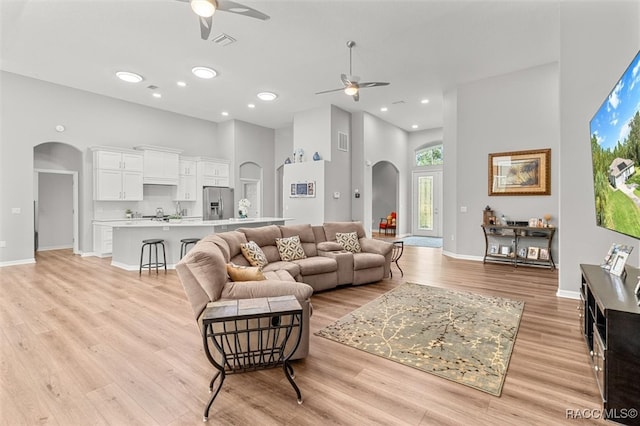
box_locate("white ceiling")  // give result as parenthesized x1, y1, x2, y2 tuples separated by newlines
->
(0, 0, 560, 132)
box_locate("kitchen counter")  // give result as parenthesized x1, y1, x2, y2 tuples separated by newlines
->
(92, 217, 291, 270)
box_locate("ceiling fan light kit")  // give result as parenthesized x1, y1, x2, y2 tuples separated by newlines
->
(315, 40, 390, 102)
(190, 0, 217, 18)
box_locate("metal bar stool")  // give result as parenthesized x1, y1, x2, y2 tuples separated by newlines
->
(180, 238, 200, 259)
(139, 239, 167, 275)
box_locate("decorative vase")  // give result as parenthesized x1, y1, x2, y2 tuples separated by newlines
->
(284, 157, 291, 164)
(313, 152, 321, 161)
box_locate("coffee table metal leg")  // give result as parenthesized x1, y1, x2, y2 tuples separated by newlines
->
(283, 361, 303, 404)
(203, 370, 225, 422)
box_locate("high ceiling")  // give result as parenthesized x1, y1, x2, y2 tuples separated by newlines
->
(0, 0, 560, 132)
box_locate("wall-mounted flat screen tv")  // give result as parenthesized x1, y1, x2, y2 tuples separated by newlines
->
(590, 49, 640, 239)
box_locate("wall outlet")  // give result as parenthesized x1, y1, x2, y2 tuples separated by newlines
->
(460, 206, 467, 213)
(333, 191, 340, 199)
(11, 207, 20, 214)
(0, 241, 6, 248)
(451, 235, 455, 241)
(162, 226, 169, 231)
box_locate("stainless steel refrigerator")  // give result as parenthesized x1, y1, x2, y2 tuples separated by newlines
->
(203, 186, 234, 220)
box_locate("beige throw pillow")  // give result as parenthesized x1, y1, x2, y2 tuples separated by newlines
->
(335, 231, 361, 253)
(275, 235, 307, 261)
(226, 263, 266, 281)
(240, 241, 269, 268)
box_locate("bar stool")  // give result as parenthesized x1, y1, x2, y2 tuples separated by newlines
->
(180, 238, 200, 259)
(139, 239, 167, 275)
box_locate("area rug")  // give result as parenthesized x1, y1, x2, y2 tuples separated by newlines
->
(400, 236, 443, 248)
(315, 282, 524, 396)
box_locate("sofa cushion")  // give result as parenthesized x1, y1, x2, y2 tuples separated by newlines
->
(280, 224, 318, 257)
(336, 231, 362, 253)
(317, 241, 344, 252)
(323, 221, 366, 241)
(292, 256, 338, 276)
(276, 235, 307, 261)
(238, 225, 282, 263)
(240, 241, 269, 268)
(263, 270, 296, 282)
(226, 263, 266, 282)
(353, 252, 386, 271)
(221, 280, 314, 302)
(216, 231, 247, 260)
(263, 261, 301, 279)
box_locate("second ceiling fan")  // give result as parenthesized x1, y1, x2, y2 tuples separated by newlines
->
(177, 0, 270, 40)
(316, 41, 390, 102)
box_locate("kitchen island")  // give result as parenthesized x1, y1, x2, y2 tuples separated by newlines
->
(92, 217, 290, 271)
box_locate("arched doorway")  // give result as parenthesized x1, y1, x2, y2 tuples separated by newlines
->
(33, 142, 82, 254)
(372, 161, 399, 235)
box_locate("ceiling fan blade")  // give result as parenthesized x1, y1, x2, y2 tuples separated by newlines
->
(217, 0, 270, 20)
(199, 15, 213, 40)
(315, 87, 347, 95)
(357, 82, 390, 89)
(340, 74, 350, 86)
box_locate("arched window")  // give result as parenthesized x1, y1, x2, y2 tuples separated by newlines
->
(416, 144, 443, 166)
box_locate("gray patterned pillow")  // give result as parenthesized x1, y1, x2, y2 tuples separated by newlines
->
(275, 235, 307, 261)
(240, 241, 268, 268)
(335, 231, 361, 253)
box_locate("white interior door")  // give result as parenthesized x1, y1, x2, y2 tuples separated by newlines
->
(413, 171, 442, 237)
(241, 179, 261, 218)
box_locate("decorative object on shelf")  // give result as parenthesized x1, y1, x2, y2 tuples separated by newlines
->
(539, 248, 550, 260)
(610, 250, 630, 276)
(313, 151, 321, 161)
(518, 247, 527, 258)
(527, 247, 539, 260)
(292, 148, 304, 163)
(500, 214, 508, 225)
(528, 218, 538, 227)
(543, 213, 552, 227)
(500, 245, 512, 256)
(488, 148, 551, 196)
(489, 244, 499, 254)
(238, 198, 251, 218)
(483, 206, 494, 226)
(125, 208, 133, 219)
(601, 243, 634, 271)
(168, 214, 182, 223)
(284, 157, 292, 164)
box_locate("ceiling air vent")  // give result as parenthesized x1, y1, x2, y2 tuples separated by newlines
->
(147, 85, 158, 90)
(212, 33, 237, 47)
(338, 132, 349, 152)
(391, 100, 406, 105)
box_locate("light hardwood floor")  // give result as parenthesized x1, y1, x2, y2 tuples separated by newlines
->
(0, 248, 605, 425)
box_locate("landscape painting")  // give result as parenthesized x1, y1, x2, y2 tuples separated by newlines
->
(488, 149, 550, 196)
(590, 50, 640, 239)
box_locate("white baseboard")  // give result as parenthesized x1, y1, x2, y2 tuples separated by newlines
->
(0, 258, 36, 267)
(556, 289, 580, 300)
(442, 251, 484, 262)
(37, 244, 73, 251)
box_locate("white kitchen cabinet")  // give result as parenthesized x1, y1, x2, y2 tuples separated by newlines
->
(174, 175, 197, 201)
(93, 148, 144, 201)
(199, 159, 230, 187)
(139, 148, 180, 185)
(179, 158, 197, 176)
(93, 224, 113, 256)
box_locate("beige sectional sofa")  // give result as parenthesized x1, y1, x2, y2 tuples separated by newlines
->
(176, 221, 393, 359)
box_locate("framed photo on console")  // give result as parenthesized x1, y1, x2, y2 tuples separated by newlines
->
(610, 250, 629, 276)
(539, 248, 550, 260)
(527, 247, 539, 260)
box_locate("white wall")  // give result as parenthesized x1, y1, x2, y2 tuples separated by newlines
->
(0, 71, 219, 264)
(451, 62, 560, 261)
(37, 173, 73, 250)
(325, 105, 352, 221)
(443, 89, 458, 254)
(293, 106, 331, 161)
(557, 1, 640, 296)
(282, 161, 325, 225)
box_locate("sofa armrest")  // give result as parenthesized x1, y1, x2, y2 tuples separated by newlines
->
(317, 241, 344, 252)
(221, 280, 313, 302)
(359, 238, 394, 256)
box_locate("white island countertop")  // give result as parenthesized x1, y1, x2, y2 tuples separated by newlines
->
(95, 217, 292, 271)
(93, 217, 290, 228)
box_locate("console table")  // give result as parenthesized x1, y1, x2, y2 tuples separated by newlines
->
(200, 295, 304, 421)
(580, 264, 640, 425)
(481, 224, 556, 269)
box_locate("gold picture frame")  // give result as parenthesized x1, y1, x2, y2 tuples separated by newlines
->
(488, 148, 551, 196)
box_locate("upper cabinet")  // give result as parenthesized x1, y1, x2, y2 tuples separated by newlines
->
(92, 148, 143, 201)
(199, 159, 230, 187)
(174, 157, 198, 201)
(179, 158, 197, 176)
(135, 145, 182, 185)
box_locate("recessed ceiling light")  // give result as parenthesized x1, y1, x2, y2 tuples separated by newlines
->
(248, 103, 256, 109)
(221, 111, 229, 116)
(380, 107, 388, 112)
(411, 124, 418, 129)
(152, 93, 162, 99)
(177, 81, 187, 87)
(421, 99, 429, 104)
(116, 71, 143, 83)
(192, 66, 218, 79)
(257, 92, 278, 101)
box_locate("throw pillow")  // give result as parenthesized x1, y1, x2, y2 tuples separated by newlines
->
(275, 235, 307, 261)
(335, 231, 361, 253)
(226, 263, 266, 281)
(240, 241, 269, 268)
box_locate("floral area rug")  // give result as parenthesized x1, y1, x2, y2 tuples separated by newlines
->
(315, 282, 524, 396)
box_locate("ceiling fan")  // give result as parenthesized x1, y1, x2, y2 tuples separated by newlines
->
(316, 41, 390, 102)
(177, 0, 270, 40)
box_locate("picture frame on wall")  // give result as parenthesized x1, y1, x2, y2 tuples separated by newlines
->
(488, 148, 551, 196)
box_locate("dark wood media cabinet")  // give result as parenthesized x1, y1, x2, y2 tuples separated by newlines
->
(580, 264, 640, 425)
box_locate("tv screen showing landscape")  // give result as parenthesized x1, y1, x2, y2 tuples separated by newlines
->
(590, 49, 640, 240)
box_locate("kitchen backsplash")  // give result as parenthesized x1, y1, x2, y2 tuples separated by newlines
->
(93, 185, 197, 219)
